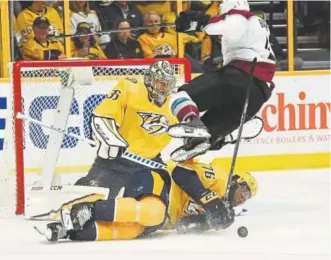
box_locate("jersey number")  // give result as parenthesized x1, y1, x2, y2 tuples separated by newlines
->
(107, 90, 121, 100)
(202, 166, 216, 179)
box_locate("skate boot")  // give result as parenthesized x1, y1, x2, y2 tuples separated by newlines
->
(170, 137, 210, 162)
(45, 222, 69, 242)
(168, 117, 211, 138)
(61, 202, 94, 231)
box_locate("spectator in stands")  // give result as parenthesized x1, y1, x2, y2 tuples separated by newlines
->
(20, 17, 65, 60)
(135, 1, 172, 16)
(17, 0, 63, 41)
(137, 11, 177, 58)
(104, 20, 144, 59)
(71, 22, 106, 60)
(98, 1, 143, 37)
(70, 0, 110, 48)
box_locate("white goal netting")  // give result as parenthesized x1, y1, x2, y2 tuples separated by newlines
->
(0, 58, 191, 215)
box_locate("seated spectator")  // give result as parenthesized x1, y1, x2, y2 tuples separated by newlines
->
(104, 20, 144, 59)
(17, 0, 63, 41)
(137, 11, 177, 58)
(98, 1, 143, 36)
(70, 0, 110, 47)
(20, 17, 65, 60)
(71, 22, 106, 60)
(70, 1, 101, 34)
(135, 1, 172, 16)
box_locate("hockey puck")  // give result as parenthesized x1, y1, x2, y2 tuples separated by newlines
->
(237, 226, 248, 237)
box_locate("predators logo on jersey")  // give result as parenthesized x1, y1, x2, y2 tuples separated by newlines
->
(137, 112, 170, 135)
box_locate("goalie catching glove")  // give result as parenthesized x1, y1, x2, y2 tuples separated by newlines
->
(90, 115, 128, 159)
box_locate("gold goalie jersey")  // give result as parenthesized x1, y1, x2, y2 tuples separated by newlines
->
(93, 78, 178, 159)
(166, 160, 229, 227)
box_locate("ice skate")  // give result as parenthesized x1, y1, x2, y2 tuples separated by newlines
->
(168, 117, 211, 138)
(34, 222, 69, 243)
(170, 137, 210, 162)
(61, 202, 94, 231)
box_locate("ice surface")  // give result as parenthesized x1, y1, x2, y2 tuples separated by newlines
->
(0, 169, 329, 260)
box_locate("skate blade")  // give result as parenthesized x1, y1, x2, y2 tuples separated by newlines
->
(171, 142, 210, 162)
(168, 125, 211, 138)
(33, 225, 53, 242)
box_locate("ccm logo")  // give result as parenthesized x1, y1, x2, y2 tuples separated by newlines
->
(31, 186, 43, 191)
(30, 186, 63, 191)
(50, 186, 63, 191)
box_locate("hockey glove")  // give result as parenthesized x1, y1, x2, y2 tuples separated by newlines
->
(199, 190, 235, 230)
(175, 11, 211, 32)
(176, 214, 210, 234)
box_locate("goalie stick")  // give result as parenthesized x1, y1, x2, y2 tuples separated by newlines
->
(16, 113, 166, 170)
(17, 112, 263, 168)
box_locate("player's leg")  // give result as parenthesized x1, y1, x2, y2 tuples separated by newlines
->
(168, 70, 224, 138)
(169, 67, 273, 161)
(45, 169, 170, 242)
(74, 157, 148, 198)
(202, 73, 273, 147)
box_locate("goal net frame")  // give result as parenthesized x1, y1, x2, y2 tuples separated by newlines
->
(5, 58, 191, 215)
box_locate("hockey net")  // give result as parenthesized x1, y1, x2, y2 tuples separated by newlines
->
(0, 58, 191, 216)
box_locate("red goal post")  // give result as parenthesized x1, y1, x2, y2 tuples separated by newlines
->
(1, 58, 191, 215)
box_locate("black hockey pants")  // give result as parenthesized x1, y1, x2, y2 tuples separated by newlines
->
(179, 65, 274, 143)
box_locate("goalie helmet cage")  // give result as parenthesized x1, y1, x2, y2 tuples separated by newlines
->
(0, 58, 191, 216)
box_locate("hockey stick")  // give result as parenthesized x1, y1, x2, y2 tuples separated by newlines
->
(16, 113, 166, 170)
(224, 57, 258, 201)
(47, 23, 175, 40)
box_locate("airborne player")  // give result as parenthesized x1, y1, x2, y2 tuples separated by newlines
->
(42, 160, 257, 242)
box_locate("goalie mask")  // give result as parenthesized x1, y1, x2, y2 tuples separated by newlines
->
(229, 171, 257, 207)
(144, 60, 176, 106)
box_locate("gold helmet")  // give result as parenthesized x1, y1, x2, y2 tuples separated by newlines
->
(229, 171, 258, 207)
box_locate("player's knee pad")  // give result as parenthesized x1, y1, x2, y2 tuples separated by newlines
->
(138, 196, 166, 227)
(95, 221, 144, 241)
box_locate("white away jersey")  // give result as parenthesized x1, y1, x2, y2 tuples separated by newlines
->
(204, 9, 276, 66)
(70, 11, 102, 34)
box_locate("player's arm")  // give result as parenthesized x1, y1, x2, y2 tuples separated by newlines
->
(90, 80, 128, 159)
(172, 165, 234, 231)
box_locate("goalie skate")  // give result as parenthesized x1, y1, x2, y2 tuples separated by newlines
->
(34, 222, 68, 243)
(168, 118, 211, 138)
(170, 138, 210, 162)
